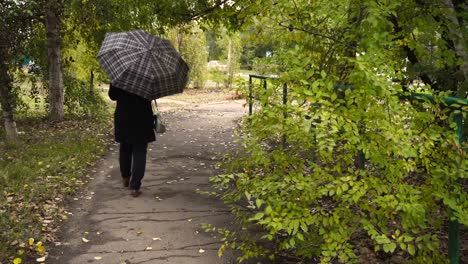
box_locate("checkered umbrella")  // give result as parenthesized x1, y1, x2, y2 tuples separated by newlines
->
(97, 30, 189, 100)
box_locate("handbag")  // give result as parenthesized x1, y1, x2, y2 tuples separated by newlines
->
(152, 100, 166, 133)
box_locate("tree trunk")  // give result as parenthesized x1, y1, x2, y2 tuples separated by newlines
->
(0, 49, 18, 140)
(90, 69, 94, 91)
(45, 4, 64, 122)
(442, 0, 468, 139)
(443, 0, 468, 98)
(226, 38, 233, 89)
(177, 29, 183, 52)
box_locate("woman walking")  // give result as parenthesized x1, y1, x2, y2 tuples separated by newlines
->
(109, 84, 155, 197)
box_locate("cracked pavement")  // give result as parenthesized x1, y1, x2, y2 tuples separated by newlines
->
(48, 100, 247, 264)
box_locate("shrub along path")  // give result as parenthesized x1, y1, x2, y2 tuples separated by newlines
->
(48, 99, 247, 264)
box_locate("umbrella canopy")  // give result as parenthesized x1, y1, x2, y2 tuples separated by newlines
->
(97, 30, 189, 100)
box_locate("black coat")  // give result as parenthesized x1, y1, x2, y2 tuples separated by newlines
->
(108, 85, 156, 144)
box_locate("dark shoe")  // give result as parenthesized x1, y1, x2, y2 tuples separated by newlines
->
(122, 177, 130, 188)
(130, 189, 142, 197)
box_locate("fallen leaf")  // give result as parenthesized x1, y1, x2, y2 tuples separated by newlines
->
(36, 256, 46, 262)
(82, 237, 90, 243)
(145, 247, 153, 250)
(29, 238, 35, 246)
(152, 237, 161, 241)
(36, 244, 45, 253)
(199, 248, 205, 253)
(94, 256, 102, 260)
(13, 258, 22, 264)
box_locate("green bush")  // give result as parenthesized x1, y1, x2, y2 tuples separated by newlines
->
(211, 58, 467, 263)
(63, 74, 107, 117)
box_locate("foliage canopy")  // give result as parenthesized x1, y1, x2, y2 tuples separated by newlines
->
(210, 0, 468, 262)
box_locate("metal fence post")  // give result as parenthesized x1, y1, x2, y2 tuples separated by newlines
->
(249, 75, 253, 116)
(449, 113, 463, 264)
(282, 83, 288, 147)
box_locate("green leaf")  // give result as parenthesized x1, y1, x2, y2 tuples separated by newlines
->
(256, 199, 263, 208)
(408, 244, 416, 256)
(289, 238, 296, 247)
(251, 212, 264, 221)
(245, 191, 251, 201)
(321, 70, 327, 79)
(400, 242, 407, 250)
(383, 242, 397, 253)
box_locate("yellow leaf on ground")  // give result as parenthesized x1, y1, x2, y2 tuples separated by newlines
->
(37, 244, 45, 253)
(82, 237, 90, 243)
(28, 238, 34, 246)
(13, 258, 22, 264)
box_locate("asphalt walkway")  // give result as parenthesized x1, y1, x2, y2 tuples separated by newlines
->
(48, 100, 247, 264)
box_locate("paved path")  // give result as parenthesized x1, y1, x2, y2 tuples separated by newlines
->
(49, 100, 247, 264)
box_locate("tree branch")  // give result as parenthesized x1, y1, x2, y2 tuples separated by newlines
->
(277, 21, 356, 49)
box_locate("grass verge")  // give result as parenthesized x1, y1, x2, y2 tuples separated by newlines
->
(0, 115, 112, 263)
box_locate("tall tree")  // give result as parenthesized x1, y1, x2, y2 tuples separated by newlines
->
(0, 0, 38, 140)
(168, 24, 209, 88)
(220, 33, 242, 89)
(44, 0, 65, 121)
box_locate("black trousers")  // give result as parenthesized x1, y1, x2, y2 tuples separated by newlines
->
(119, 142, 148, 190)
